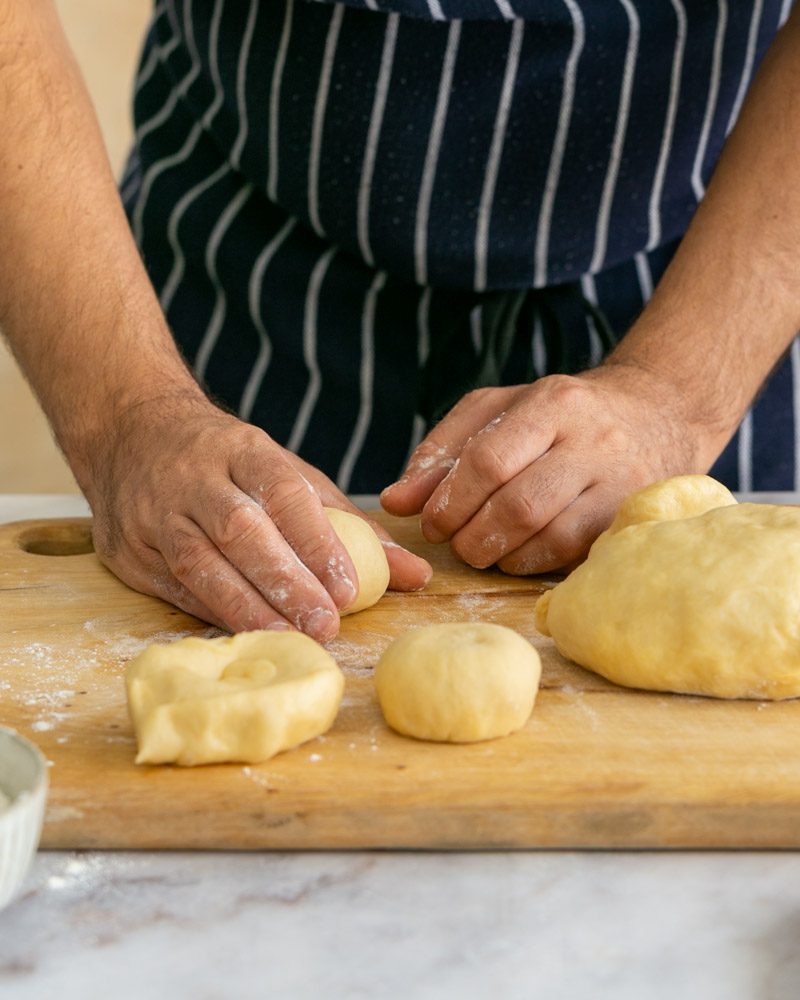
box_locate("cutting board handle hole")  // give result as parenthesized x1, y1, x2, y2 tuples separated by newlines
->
(16, 524, 94, 557)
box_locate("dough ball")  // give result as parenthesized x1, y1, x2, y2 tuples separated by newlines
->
(126, 630, 344, 765)
(604, 474, 736, 537)
(374, 622, 541, 742)
(535, 474, 800, 700)
(325, 507, 390, 615)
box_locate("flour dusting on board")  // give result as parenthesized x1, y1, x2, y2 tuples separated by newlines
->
(559, 684, 601, 731)
(324, 633, 389, 674)
(241, 765, 287, 791)
(3, 627, 219, 741)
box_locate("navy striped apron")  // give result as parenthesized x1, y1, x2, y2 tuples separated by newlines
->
(122, 0, 798, 494)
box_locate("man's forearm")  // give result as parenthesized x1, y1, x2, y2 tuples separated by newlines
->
(606, 8, 800, 468)
(0, 0, 204, 488)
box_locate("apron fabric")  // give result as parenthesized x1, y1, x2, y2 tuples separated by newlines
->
(122, 0, 798, 494)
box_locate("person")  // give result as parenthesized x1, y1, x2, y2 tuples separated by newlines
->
(1, 0, 798, 641)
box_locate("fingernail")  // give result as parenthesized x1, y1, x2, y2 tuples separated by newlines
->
(331, 576, 358, 611)
(266, 621, 292, 631)
(326, 551, 358, 609)
(303, 607, 337, 640)
(381, 475, 410, 495)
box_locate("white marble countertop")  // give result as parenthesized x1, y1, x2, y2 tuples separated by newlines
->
(1, 492, 799, 1000)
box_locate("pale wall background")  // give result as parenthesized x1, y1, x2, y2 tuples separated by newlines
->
(0, 0, 153, 492)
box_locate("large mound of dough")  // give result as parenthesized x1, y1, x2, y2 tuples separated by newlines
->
(375, 622, 541, 742)
(324, 507, 390, 615)
(126, 630, 344, 765)
(535, 475, 800, 700)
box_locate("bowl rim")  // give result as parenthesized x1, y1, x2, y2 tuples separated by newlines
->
(0, 725, 49, 819)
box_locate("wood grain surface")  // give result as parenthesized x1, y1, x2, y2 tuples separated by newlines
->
(2, 515, 800, 850)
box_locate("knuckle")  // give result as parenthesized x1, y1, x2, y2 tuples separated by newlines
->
(598, 424, 630, 453)
(461, 387, 492, 407)
(215, 588, 255, 628)
(542, 374, 585, 407)
(168, 532, 212, 582)
(216, 500, 262, 551)
(258, 556, 309, 610)
(500, 491, 540, 530)
(466, 443, 512, 486)
(297, 536, 335, 574)
(261, 477, 311, 522)
(227, 422, 272, 458)
(540, 522, 580, 568)
(268, 565, 298, 598)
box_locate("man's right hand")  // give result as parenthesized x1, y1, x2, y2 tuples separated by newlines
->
(83, 394, 431, 639)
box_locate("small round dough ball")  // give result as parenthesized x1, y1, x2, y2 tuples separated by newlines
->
(374, 622, 541, 743)
(325, 507, 390, 615)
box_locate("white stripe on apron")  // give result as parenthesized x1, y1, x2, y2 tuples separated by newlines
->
(474, 18, 525, 291)
(338, 271, 387, 491)
(414, 19, 461, 286)
(357, 14, 401, 266)
(589, 0, 640, 274)
(287, 247, 338, 454)
(691, 0, 728, 201)
(533, 0, 585, 288)
(238, 217, 298, 421)
(308, 4, 346, 238)
(646, 0, 686, 252)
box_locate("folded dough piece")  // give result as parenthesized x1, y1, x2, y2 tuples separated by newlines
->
(126, 630, 344, 765)
(535, 475, 800, 700)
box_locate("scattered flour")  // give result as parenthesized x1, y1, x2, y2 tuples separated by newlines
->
(240, 765, 286, 791)
(452, 593, 505, 621)
(559, 684, 601, 731)
(5, 627, 219, 737)
(324, 634, 388, 675)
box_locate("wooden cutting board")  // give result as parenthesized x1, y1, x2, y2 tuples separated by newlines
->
(2, 514, 800, 850)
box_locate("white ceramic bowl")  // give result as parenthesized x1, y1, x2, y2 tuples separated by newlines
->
(0, 726, 48, 910)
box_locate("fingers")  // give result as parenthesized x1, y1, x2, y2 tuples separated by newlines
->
(447, 454, 589, 569)
(291, 455, 433, 592)
(98, 539, 258, 633)
(231, 451, 359, 611)
(496, 486, 614, 575)
(380, 389, 503, 516)
(181, 485, 344, 638)
(420, 406, 555, 544)
(379, 441, 459, 516)
(159, 513, 310, 634)
(373, 528, 433, 592)
(92, 403, 433, 637)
